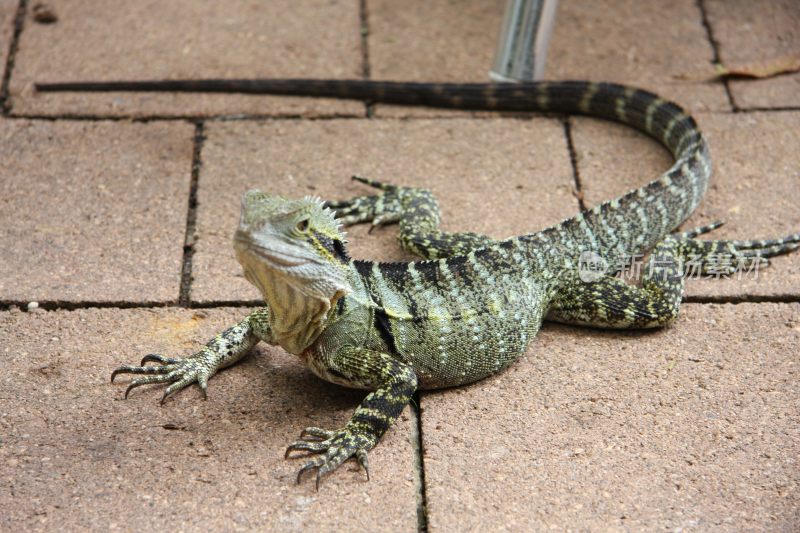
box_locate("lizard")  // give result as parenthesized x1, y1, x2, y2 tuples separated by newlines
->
(36, 79, 800, 488)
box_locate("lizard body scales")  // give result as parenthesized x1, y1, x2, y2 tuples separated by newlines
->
(38, 78, 800, 486)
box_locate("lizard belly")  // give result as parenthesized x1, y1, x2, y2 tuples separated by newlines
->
(403, 312, 545, 389)
(393, 282, 549, 389)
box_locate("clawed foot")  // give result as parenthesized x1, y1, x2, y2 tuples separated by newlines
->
(285, 426, 376, 489)
(111, 352, 216, 404)
(324, 176, 408, 230)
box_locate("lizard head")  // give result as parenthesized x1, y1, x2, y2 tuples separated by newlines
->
(234, 190, 352, 307)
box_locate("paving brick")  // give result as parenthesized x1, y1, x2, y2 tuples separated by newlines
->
(3, 3, 797, 531)
(0, 0, 16, 85)
(570, 111, 800, 299)
(547, 0, 728, 112)
(367, 0, 508, 118)
(191, 117, 577, 303)
(9, 0, 363, 118)
(370, 0, 728, 118)
(0, 119, 193, 304)
(705, 0, 800, 109)
(421, 302, 800, 530)
(0, 307, 417, 531)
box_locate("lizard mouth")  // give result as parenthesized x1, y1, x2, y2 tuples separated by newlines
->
(240, 242, 307, 268)
(234, 230, 310, 269)
(233, 229, 349, 301)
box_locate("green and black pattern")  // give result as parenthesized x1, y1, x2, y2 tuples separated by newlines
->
(43, 78, 799, 486)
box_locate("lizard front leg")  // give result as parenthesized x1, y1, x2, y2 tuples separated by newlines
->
(285, 347, 417, 489)
(326, 176, 495, 259)
(111, 307, 272, 403)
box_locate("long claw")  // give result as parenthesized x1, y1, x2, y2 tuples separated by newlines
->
(325, 178, 410, 230)
(198, 378, 209, 400)
(160, 376, 195, 405)
(315, 454, 348, 487)
(356, 449, 370, 481)
(160, 390, 170, 406)
(297, 459, 322, 485)
(125, 380, 152, 399)
(110, 334, 229, 404)
(289, 426, 376, 488)
(676, 228, 800, 280)
(285, 439, 329, 458)
(123, 372, 177, 398)
(140, 353, 180, 365)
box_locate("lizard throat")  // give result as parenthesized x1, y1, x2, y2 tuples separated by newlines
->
(246, 265, 335, 354)
(234, 229, 352, 353)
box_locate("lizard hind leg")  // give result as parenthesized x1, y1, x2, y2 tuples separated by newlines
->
(548, 229, 800, 330)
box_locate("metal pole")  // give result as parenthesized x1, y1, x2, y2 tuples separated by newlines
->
(490, 0, 559, 82)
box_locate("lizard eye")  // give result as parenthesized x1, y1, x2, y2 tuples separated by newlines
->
(295, 218, 310, 233)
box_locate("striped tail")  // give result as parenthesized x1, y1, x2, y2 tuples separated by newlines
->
(36, 78, 711, 258)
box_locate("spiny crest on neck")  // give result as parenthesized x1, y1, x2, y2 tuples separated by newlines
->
(239, 190, 347, 248)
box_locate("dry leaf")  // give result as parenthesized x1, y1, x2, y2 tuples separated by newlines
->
(714, 54, 800, 80)
(673, 54, 800, 82)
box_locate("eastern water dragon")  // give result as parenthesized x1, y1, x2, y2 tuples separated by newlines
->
(36, 79, 800, 487)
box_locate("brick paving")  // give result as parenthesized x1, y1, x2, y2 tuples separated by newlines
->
(705, 0, 800, 109)
(1, 1, 798, 531)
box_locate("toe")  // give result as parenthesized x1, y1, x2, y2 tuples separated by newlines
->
(297, 457, 324, 485)
(301, 427, 336, 440)
(111, 363, 173, 382)
(124, 372, 178, 398)
(160, 375, 197, 405)
(285, 439, 330, 458)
